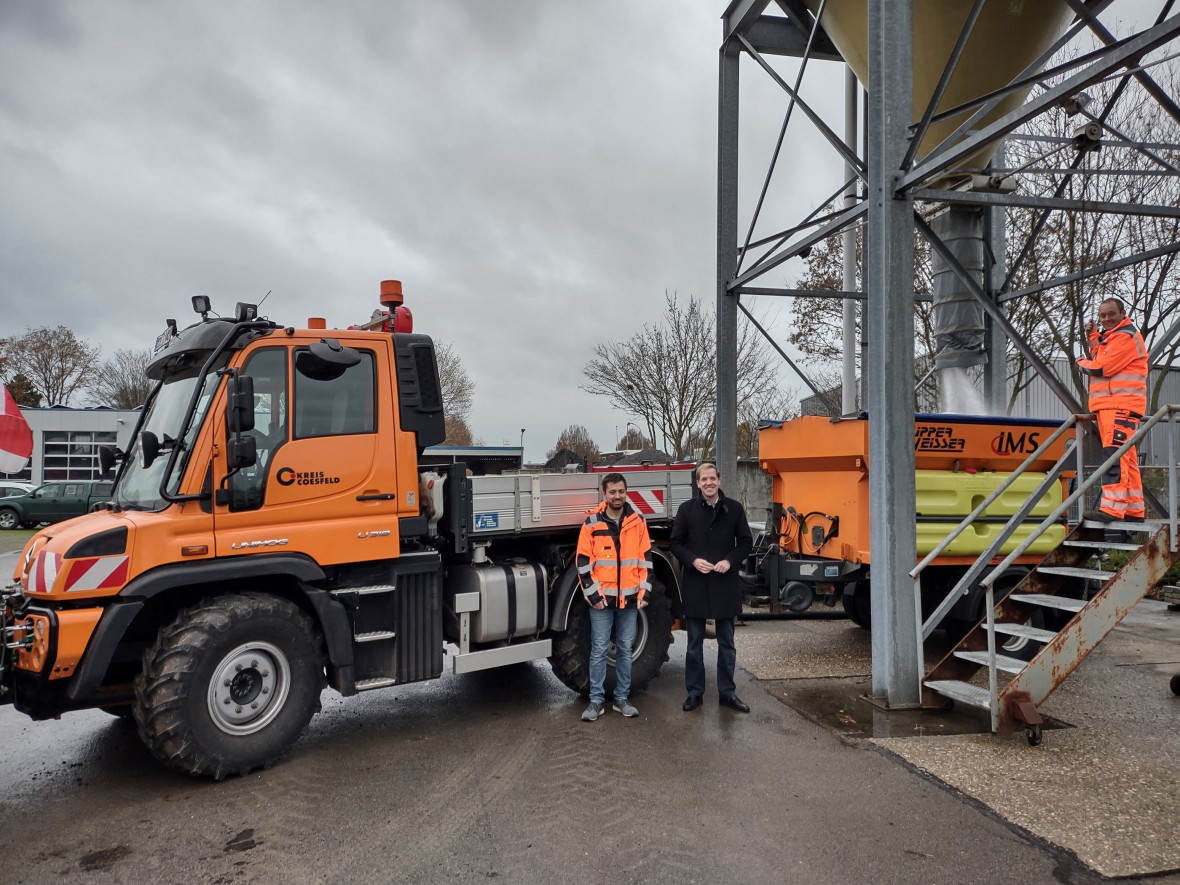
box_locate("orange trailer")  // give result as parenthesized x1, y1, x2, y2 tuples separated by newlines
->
(753, 413, 1070, 634)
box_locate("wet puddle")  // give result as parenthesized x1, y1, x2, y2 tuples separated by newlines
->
(765, 676, 1068, 739)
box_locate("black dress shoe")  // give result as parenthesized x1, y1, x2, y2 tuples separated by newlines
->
(719, 695, 750, 713)
(682, 694, 703, 712)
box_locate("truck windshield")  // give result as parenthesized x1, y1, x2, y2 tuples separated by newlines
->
(114, 355, 229, 511)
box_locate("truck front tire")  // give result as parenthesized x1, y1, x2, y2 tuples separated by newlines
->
(548, 578, 673, 698)
(133, 593, 325, 779)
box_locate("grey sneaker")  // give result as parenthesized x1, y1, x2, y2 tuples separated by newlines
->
(581, 702, 604, 722)
(612, 699, 639, 718)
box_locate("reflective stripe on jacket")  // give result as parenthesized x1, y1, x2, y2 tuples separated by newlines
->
(575, 501, 653, 606)
(1077, 316, 1148, 414)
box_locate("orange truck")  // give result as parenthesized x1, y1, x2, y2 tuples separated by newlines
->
(748, 413, 1071, 641)
(1, 282, 691, 778)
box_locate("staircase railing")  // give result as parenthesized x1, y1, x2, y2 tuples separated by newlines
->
(911, 404, 1180, 728)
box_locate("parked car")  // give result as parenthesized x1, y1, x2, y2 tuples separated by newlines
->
(0, 481, 113, 530)
(0, 482, 36, 499)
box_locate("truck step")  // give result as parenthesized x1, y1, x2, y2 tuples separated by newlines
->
(993, 622, 1058, 643)
(1036, 566, 1111, 581)
(330, 583, 396, 597)
(952, 651, 1026, 674)
(924, 679, 990, 710)
(1007, 593, 1086, 613)
(1062, 539, 1142, 552)
(1081, 519, 1160, 532)
(354, 631, 396, 643)
(355, 677, 397, 691)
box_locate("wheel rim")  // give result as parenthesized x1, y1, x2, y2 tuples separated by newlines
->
(0, 511, 16, 530)
(606, 609, 648, 668)
(207, 641, 292, 736)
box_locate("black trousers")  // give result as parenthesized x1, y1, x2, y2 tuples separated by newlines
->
(685, 616, 736, 698)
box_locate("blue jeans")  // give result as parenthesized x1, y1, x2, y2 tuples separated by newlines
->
(589, 605, 637, 705)
(685, 617, 736, 698)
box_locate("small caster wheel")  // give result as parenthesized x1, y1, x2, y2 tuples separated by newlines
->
(1171, 673, 1180, 696)
(1025, 724, 1043, 747)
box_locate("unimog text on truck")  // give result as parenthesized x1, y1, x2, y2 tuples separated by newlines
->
(1, 281, 690, 778)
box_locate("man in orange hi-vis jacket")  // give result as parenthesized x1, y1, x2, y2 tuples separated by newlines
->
(575, 472, 652, 722)
(1076, 297, 1149, 522)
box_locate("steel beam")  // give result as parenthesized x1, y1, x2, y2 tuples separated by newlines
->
(912, 188, 1180, 219)
(866, 0, 920, 708)
(843, 66, 859, 414)
(716, 32, 740, 488)
(984, 146, 1008, 413)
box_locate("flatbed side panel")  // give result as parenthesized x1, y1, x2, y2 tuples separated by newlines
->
(468, 471, 693, 535)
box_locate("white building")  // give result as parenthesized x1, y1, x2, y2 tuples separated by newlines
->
(2, 406, 140, 485)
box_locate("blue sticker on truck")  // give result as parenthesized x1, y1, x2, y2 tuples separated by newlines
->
(474, 513, 499, 530)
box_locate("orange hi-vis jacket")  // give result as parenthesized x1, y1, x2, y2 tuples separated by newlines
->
(1077, 316, 1148, 415)
(576, 501, 653, 608)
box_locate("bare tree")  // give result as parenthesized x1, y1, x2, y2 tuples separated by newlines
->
(583, 292, 791, 459)
(0, 326, 100, 406)
(546, 424, 600, 464)
(90, 348, 154, 408)
(435, 340, 474, 424)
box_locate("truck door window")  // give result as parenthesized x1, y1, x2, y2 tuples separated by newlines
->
(228, 347, 288, 512)
(294, 350, 376, 439)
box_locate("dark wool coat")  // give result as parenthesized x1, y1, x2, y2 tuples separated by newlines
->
(669, 490, 753, 619)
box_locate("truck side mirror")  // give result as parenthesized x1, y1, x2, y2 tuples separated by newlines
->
(98, 445, 124, 477)
(140, 431, 160, 469)
(226, 434, 258, 470)
(226, 374, 256, 433)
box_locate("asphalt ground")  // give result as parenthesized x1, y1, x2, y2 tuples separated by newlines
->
(0, 538, 1176, 883)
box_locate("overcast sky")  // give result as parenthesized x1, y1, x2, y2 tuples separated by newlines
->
(0, 1, 1169, 461)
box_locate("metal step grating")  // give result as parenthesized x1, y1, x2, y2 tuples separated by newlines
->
(1008, 593, 1086, 613)
(952, 650, 1026, 674)
(924, 679, 991, 710)
(994, 622, 1058, 643)
(1036, 566, 1112, 581)
(1062, 539, 1142, 552)
(1082, 519, 1160, 532)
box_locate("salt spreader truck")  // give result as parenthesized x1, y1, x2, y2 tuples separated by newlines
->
(1, 281, 691, 778)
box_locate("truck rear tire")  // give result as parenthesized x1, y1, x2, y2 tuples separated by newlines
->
(548, 578, 673, 698)
(133, 593, 325, 779)
(842, 584, 871, 629)
(0, 508, 18, 530)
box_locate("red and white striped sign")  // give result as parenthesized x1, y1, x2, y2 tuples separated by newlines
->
(26, 551, 61, 594)
(627, 489, 665, 516)
(63, 556, 129, 593)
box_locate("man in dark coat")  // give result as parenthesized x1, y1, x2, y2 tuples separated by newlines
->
(670, 462, 753, 713)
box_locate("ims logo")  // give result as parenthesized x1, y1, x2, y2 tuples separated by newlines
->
(991, 430, 1041, 455)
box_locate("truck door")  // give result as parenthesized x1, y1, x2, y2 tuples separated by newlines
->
(213, 341, 401, 565)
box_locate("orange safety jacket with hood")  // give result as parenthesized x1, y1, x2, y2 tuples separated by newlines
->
(575, 500, 652, 608)
(1077, 315, 1148, 415)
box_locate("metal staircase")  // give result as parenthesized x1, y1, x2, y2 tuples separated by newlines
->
(923, 517, 1179, 744)
(914, 405, 1180, 744)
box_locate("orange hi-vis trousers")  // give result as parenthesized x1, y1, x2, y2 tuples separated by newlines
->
(1097, 409, 1145, 519)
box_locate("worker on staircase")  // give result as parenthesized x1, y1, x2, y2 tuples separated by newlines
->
(1076, 297, 1148, 523)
